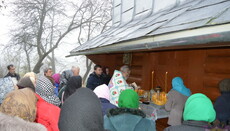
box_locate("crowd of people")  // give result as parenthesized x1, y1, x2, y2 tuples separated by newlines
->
(0, 64, 229, 131)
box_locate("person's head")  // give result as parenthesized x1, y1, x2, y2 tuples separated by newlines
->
(59, 88, 104, 131)
(94, 65, 102, 76)
(218, 78, 230, 93)
(0, 88, 37, 122)
(94, 84, 110, 101)
(17, 77, 36, 92)
(64, 76, 82, 101)
(183, 93, 216, 123)
(46, 76, 55, 86)
(7, 64, 16, 74)
(52, 73, 61, 84)
(72, 66, 80, 76)
(44, 68, 53, 77)
(120, 65, 131, 80)
(118, 89, 139, 109)
(36, 76, 61, 106)
(172, 77, 191, 96)
(23, 72, 36, 79)
(103, 67, 109, 75)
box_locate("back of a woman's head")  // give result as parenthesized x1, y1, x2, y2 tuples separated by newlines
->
(0, 88, 37, 122)
(219, 78, 230, 92)
(118, 89, 139, 109)
(66, 76, 82, 89)
(36, 76, 54, 95)
(52, 73, 60, 84)
(35, 76, 61, 106)
(94, 84, 110, 100)
(17, 77, 35, 91)
(183, 93, 216, 123)
(59, 88, 104, 131)
(24, 72, 37, 80)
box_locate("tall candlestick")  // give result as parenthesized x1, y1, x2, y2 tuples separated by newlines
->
(152, 71, 154, 89)
(165, 72, 168, 92)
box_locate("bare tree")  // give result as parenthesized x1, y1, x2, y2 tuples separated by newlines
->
(5, 0, 112, 82)
(0, 0, 5, 10)
(76, 0, 112, 83)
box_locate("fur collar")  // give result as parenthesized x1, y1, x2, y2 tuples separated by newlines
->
(107, 108, 146, 118)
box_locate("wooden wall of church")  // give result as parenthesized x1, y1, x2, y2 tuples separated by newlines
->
(87, 47, 230, 131)
(87, 48, 230, 101)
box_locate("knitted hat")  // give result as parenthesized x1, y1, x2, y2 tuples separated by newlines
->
(118, 89, 139, 109)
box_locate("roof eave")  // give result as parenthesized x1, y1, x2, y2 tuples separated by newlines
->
(66, 23, 230, 57)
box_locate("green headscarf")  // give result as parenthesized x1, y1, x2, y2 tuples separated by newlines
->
(118, 89, 139, 109)
(183, 93, 216, 123)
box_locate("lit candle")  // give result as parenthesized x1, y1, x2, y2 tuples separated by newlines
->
(165, 72, 168, 92)
(152, 71, 154, 89)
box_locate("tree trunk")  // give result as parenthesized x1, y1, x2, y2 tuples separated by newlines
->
(51, 50, 56, 73)
(24, 43, 31, 72)
(83, 58, 93, 84)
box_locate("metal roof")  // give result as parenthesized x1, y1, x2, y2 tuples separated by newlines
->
(69, 0, 230, 56)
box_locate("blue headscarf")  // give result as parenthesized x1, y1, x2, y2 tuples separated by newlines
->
(172, 77, 191, 96)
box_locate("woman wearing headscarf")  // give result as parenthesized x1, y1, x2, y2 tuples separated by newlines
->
(214, 78, 230, 125)
(0, 88, 46, 131)
(59, 88, 105, 131)
(24, 72, 37, 80)
(94, 84, 117, 115)
(63, 76, 82, 102)
(17, 76, 60, 131)
(0, 88, 37, 122)
(17, 76, 36, 91)
(164, 93, 216, 131)
(36, 76, 61, 106)
(104, 89, 156, 131)
(165, 77, 191, 126)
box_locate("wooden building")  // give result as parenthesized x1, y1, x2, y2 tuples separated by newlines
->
(68, 0, 230, 130)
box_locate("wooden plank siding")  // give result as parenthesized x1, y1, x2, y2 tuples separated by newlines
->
(87, 47, 230, 131)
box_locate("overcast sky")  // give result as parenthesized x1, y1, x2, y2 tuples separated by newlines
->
(0, 1, 93, 75)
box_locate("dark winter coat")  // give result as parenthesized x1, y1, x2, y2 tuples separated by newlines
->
(86, 72, 105, 90)
(214, 92, 230, 123)
(5, 72, 20, 81)
(100, 98, 117, 116)
(102, 73, 111, 85)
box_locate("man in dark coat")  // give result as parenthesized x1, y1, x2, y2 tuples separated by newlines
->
(86, 65, 104, 91)
(5, 64, 20, 81)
